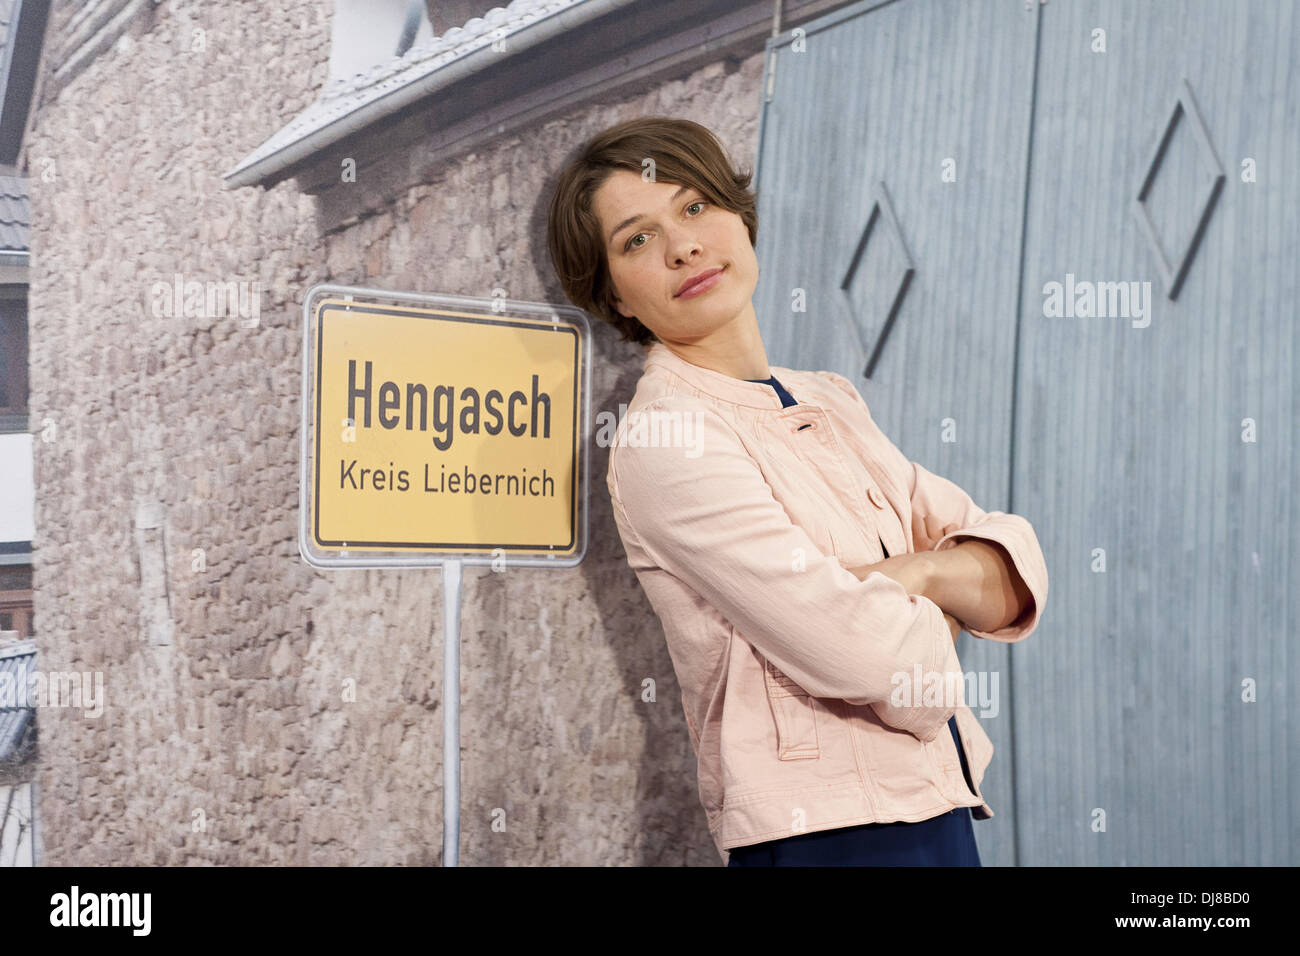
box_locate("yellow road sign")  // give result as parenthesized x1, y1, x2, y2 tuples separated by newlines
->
(300, 287, 589, 567)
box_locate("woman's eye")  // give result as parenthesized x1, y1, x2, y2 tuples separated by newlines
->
(624, 200, 707, 251)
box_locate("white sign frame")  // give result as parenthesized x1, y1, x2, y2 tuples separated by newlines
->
(298, 283, 592, 571)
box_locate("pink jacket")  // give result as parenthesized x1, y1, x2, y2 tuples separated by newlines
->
(606, 341, 1049, 865)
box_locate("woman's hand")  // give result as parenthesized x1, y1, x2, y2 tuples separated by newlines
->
(847, 517, 960, 597)
(846, 552, 934, 599)
(921, 515, 962, 551)
(848, 552, 960, 642)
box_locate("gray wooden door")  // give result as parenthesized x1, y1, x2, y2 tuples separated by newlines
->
(753, 0, 1299, 865)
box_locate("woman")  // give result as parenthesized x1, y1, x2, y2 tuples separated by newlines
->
(546, 116, 1048, 866)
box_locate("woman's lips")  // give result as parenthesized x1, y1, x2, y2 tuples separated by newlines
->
(676, 265, 726, 299)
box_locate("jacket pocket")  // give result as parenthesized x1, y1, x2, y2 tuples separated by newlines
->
(923, 731, 960, 773)
(763, 660, 822, 760)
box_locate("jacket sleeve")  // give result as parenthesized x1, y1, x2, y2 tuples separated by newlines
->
(607, 396, 963, 743)
(819, 370, 1049, 643)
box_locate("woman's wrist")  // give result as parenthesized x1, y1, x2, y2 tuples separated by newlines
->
(925, 538, 1025, 631)
(921, 542, 972, 613)
(911, 549, 941, 605)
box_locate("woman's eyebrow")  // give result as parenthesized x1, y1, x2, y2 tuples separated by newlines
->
(608, 184, 691, 245)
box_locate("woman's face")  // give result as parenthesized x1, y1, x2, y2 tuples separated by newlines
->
(592, 169, 759, 344)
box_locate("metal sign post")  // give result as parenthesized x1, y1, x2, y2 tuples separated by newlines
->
(442, 558, 461, 867)
(298, 284, 590, 865)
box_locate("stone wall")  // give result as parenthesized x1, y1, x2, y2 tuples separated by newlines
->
(28, 0, 765, 865)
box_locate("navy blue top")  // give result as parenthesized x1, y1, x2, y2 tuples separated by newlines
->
(745, 374, 798, 408)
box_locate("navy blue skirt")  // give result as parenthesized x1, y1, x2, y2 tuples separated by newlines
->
(727, 715, 982, 866)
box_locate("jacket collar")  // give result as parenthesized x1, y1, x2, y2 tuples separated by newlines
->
(643, 340, 802, 410)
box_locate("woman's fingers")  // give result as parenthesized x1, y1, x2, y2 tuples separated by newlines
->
(923, 515, 961, 544)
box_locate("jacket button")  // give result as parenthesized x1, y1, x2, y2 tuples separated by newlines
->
(867, 486, 886, 509)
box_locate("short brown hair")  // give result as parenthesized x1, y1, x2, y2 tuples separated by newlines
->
(545, 116, 759, 346)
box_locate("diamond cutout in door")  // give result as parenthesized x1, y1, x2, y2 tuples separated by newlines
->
(1133, 78, 1225, 301)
